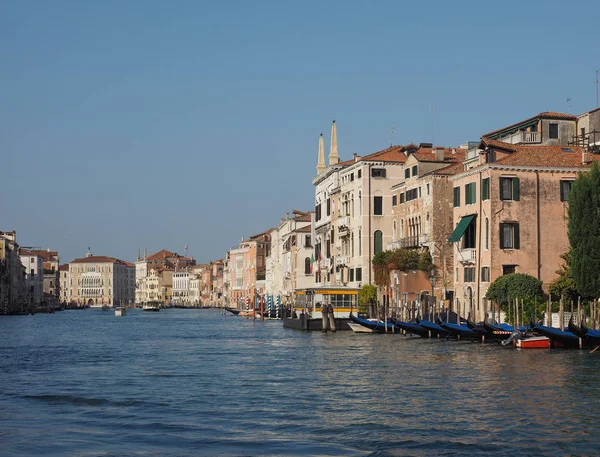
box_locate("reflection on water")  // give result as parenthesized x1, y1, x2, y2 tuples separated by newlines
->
(0, 309, 599, 457)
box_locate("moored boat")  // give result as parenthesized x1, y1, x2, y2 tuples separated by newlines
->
(531, 322, 581, 348)
(439, 320, 481, 340)
(391, 318, 430, 337)
(347, 321, 375, 333)
(224, 307, 241, 315)
(515, 336, 550, 348)
(349, 313, 395, 333)
(114, 307, 127, 316)
(417, 319, 450, 338)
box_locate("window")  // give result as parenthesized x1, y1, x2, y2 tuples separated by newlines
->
(374, 196, 383, 215)
(392, 194, 397, 206)
(326, 198, 330, 216)
(464, 267, 475, 283)
(455, 268, 459, 282)
(354, 267, 362, 282)
(400, 193, 405, 204)
(374, 230, 383, 254)
(31, 269, 34, 276)
(350, 173, 354, 182)
(500, 177, 520, 201)
(484, 218, 489, 250)
(304, 257, 311, 275)
(326, 240, 331, 258)
(549, 123, 559, 139)
(372, 168, 386, 178)
(405, 188, 418, 201)
(482, 178, 490, 200)
(503, 265, 516, 275)
(31, 257, 35, 263)
(358, 170, 362, 178)
(560, 180, 573, 202)
(349, 269, 354, 282)
(412, 165, 418, 177)
(316, 203, 321, 221)
(481, 267, 490, 282)
(500, 222, 520, 249)
(453, 187, 460, 207)
(462, 218, 476, 249)
(404, 169, 410, 179)
(304, 235, 311, 248)
(465, 182, 476, 205)
(426, 183, 430, 195)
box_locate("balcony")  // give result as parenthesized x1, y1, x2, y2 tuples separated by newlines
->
(459, 248, 476, 263)
(336, 255, 349, 266)
(319, 258, 331, 270)
(387, 233, 430, 250)
(498, 131, 541, 145)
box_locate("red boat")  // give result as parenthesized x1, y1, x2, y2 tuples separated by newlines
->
(514, 336, 550, 349)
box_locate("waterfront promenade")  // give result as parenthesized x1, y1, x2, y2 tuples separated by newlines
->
(1, 308, 598, 457)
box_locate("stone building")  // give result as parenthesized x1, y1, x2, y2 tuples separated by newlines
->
(450, 138, 599, 321)
(24, 249, 60, 309)
(19, 250, 44, 310)
(69, 249, 134, 307)
(59, 264, 70, 305)
(389, 145, 466, 302)
(0, 230, 27, 314)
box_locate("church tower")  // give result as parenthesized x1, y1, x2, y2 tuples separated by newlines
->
(329, 120, 340, 165)
(316, 132, 326, 175)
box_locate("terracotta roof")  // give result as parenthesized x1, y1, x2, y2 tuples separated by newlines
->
(294, 213, 312, 223)
(146, 249, 176, 261)
(361, 145, 407, 163)
(412, 147, 466, 163)
(295, 225, 312, 233)
(425, 161, 465, 176)
(24, 250, 59, 261)
(479, 138, 517, 152)
(58, 264, 69, 271)
(495, 145, 598, 168)
(70, 255, 129, 264)
(123, 261, 135, 268)
(483, 111, 576, 138)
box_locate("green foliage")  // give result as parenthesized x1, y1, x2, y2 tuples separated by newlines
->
(568, 162, 600, 298)
(358, 284, 377, 314)
(549, 251, 577, 301)
(387, 249, 420, 271)
(485, 273, 544, 318)
(372, 251, 390, 266)
(418, 250, 434, 273)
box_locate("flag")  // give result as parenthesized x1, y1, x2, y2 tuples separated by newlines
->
(310, 253, 316, 273)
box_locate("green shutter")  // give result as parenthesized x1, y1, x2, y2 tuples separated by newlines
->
(453, 187, 460, 207)
(499, 223, 505, 248)
(513, 177, 520, 201)
(472, 183, 476, 204)
(514, 223, 520, 249)
(482, 178, 489, 200)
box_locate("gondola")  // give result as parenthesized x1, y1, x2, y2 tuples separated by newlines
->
(391, 318, 430, 337)
(349, 313, 395, 333)
(580, 320, 600, 348)
(531, 321, 582, 348)
(224, 307, 241, 315)
(416, 318, 450, 338)
(438, 319, 481, 340)
(568, 315, 586, 339)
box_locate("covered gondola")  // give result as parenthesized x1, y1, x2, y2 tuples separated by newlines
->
(391, 318, 430, 337)
(438, 320, 481, 340)
(531, 322, 582, 348)
(417, 319, 450, 338)
(349, 313, 395, 333)
(580, 320, 600, 348)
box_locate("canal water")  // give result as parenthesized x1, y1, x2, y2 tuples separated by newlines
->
(0, 309, 598, 457)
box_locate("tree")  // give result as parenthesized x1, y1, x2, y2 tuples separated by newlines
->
(358, 284, 377, 315)
(568, 162, 600, 298)
(549, 251, 577, 301)
(485, 273, 544, 320)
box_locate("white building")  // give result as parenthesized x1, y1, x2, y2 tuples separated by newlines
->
(19, 250, 44, 309)
(172, 271, 190, 306)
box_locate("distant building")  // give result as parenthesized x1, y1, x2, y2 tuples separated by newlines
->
(69, 249, 134, 307)
(0, 230, 27, 314)
(19, 250, 44, 310)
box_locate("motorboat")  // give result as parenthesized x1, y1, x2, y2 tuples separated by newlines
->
(142, 302, 161, 312)
(114, 307, 127, 316)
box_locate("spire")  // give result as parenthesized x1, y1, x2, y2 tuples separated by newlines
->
(316, 133, 326, 174)
(144, 247, 147, 259)
(137, 248, 140, 261)
(329, 120, 340, 165)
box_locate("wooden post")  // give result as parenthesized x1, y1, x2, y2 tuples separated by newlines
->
(578, 296, 581, 326)
(547, 296, 551, 327)
(559, 296, 564, 330)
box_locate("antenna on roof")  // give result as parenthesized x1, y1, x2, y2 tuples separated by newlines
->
(566, 97, 572, 113)
(596, 69, 599, 108)
(390, 125, 395, 147)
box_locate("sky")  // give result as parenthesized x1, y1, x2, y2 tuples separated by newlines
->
(2, 0, 599, 264)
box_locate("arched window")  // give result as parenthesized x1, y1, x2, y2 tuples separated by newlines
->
(374, 230, 383, 254)
(304, 257, 311, 274)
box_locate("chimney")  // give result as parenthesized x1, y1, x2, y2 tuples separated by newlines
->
(435, 148, 445, 161)
(329, 120, 340, 165)
(353, 153, 361, 163)
(582, 150, 592, 165)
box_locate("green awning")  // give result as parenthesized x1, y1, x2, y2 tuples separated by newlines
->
(448, 215, 475, 242)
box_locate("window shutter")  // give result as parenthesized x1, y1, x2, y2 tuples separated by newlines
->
(499, 177, 504, 200)
(472, 183, 476, 203)
(499, 223, 505, 248)
(560, 181, 565, 202)
(514, 223, 520, 249)
(513, 178, 520, 201)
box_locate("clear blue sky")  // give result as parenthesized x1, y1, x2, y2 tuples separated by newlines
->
(2, 0, 599, 264)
